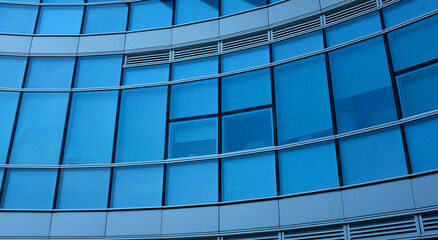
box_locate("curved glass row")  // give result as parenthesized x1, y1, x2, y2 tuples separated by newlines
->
(0, 0, 437, 209)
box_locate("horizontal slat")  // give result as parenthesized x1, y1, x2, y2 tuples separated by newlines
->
(325, 0, 377, 24)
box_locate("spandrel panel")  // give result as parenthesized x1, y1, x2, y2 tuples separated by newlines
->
(75, 55, 123, 88)
(383, 0, 438, 28)
(0, 5, 38, 34)
(221, 0, 266, 15)
(26, 57, 75, 88)
(171, 57, 218, 81)
(129, 0, 173, 30)
(83, 4, 128, 34)
(37, 6, 83, 34)
(0, 92, 20, 164)
(175, 0, 219, 24)
(272, 31, 324, 62)
(123, 64, 169, 85)
(221, 46, 270, 73)
(0, 56, 27, 88)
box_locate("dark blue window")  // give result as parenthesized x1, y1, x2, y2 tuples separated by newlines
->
(221, 46, 270, 72)
(272, 31, 324, 62)
(383, 0, 438, 27)
(172, 57, 218, 80)
(123, 64, 169, 85)
(175, 0, 218, 24)
(129, 0, 173, 30)
(221, 0, 266, 15)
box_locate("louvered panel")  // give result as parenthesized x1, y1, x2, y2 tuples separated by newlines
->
(125, 51, 170, 66)
(272, 18, 321, 41)
(423, 213, 438, 233)
(284, 226, 345, 240)
(174, 44, 219, 61)
(350, 217, 418, 240)
(225, 233, 278, 240)
(325, 0, 378, 25)
(381, 0, 399, 5)
(222, 32, 269, 52)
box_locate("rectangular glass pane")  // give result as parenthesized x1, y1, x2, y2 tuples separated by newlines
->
(26, 57, 75, 88)
(171, 57, 218, 81)
(221, 46, 270, 73)
(175, 0, 218, 24)
(221, 0, 265, 15)
(83, 4, 128, 33)
(129, 0, 173, 30)
(383, 0, 438, 27)
(0, 92, 19, 164)
(75, 55, 123, 88)
(37, 6, 83, 34)
(272, 31, 324, 62)
(123, 64, 169, 85)
(0, 56, 27, 88)
(0, 5, 38, 34)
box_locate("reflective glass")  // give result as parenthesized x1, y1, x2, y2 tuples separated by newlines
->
(75, 55, 123, 88)
(9, 0, 38, 2)
(116, 87, 167, 163)
(26, 57, 75, 88)
(57, 168, 110, 209)
(279, 141, 339, 194)
(111, 165, 163, 208)
(222, 152, 276, 201)
(10, 93, 68, 165)
(274, 55, 332, 144)
(1, 169, 57, 209)
(329, 37, 397, 133)
(222, 109, 273, 152)
(272, 31, 324, 62)
(222, 68, 271, 112)
(170, 79, 218, 119)
(339, 127, 407, 185)
(397, 62, 438, 117)
(83, 4, 128, 34)
(383, 0, 438, 27)
(0, 93, 19, 164)
(221, 0, 266, 15)
(63, 91, 118, 164)
(129, 0, 173, 30)
(172, 57, 218, 80)
(166, 160, 218, 205)
(168, 118, 217, 158)
(175, 0, 218, 24)
(221, 46, 270, 72)
(37, 6, 83, 34)
(0, 56, 26, 88)
(44, 0, 83, 3)
(0, 5, 38, 34)
(123, 64, 169, 85)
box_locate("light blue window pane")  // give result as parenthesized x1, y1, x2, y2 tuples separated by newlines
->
(26, 57, 75, 88)
(10, 93, 68, 165)
(75, 55, 123, 88)
(0, 93, 19, 164)
(272, 31, 324, 62)
(222, 68, 271, 112)
(397, 62, 438, 117)
(326, 12, 381, 47)
(1, 169, 57, 209)
(83, 4, 128, 34)
(168, 118, 217, 158)
(63, 91, 118, 164)
(387, 15, 438, 71)
(221, 0, 265, 15)
(129, 0, 173, 30)
(123, 64, 169, 85)
(10, 0, 38, 2)
(339, 127, 407, 185)
(111, 165, 163, 208)
(383, 0, 438, 27)
(405, 116, 438, 173)
(37, 7, 83, 34)
(170, 79, 218, 119)
(44, 0, 83, 3)
(222, 152, 276, 201)
(274, 55, 333, 144)
(279, 142, 338, 194)
(0, 56, 26, 88)
(329, 37, 397, 133)
(175, 0, 218, 24)
(222, 109, 273, 153)
(116, 87, 167, 163)
(222, 46, 270, 72)
(166, 160, 218, 205)
(0, 5, 38, 34)
(269, 0, 282, 3)
(57, 168, 110, 209)
(172, 57, 218, 80)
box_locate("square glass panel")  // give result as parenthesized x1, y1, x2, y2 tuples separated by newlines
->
(0, 5, 38, 34)
(0, 56, 27, 88)
(221, 46, 270, 73)
(129, 0, 173, 30)
(26, 57, 75, 88)
(83, 4, 128, 33)
(175, 0, 218, 24)
(123, 64, 169, 85)
(221, 0, 266, 15)
(75, 55, 123, 88)
(37, 6, 84, 34)
(272, 31, 324, 62)
(0, 93, 19, 164)
(171, 57, 218, 81)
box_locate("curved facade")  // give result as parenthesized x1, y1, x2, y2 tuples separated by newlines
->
(0, 0, 438, 239)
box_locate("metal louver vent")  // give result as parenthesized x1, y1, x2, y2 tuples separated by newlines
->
(125, 51, 170, 67)
(272, 18, 321, 41)
(222, 32, 269, 52)
(284, 226, 345, 240)
(174, 44, 219, 61)
(381, 0, 399, 5)
(325, 0, 378, 25)
(422, 213, 438, 233)
(350, 217, 418, 239)
(225, 233, 278, 240)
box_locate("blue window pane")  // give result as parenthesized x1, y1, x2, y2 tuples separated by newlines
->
(44, 0, 83, 3)
(222, 46, 270, 73)
(63, 91, 118, 164)
(170, 79, 218, 119)
(37, 7, 83, 34)
(339, 127, 407, 185)
(329, 37, 397, 133)
(26, 57, 75, 88)
(397, 62, 438, 117)
(166, 160, 218, 205)
(274, 55, 333, 144)
(172, 57, 218, 80)
(116, 87, 167, 163)
(168, 118, 217, 158)
(387, 15, 438, 71)
(111, 165, 163, 208)
(222, 152, 276, 201)
(10, 93, 68, 165)
(272, 31, 324, 62)
(1, 169, 57, 209)
(383, 0, 438, 27)
(83, 4, 128, 34)
(279, 141, 339, 194)
(57, 168, 110, 209)
(75, 55, 123, 88)
(129, 0, 173, 30)
(222, 68, 271, 112)
(404, 116, 438, 173)
(223, 109, 273, 153)
(0, 5, 38, 34)
(326, 12, 381, 47)
(221, 0, 265, 15)
(0, 56, 26, 88)
(10, 0, 38, 2)
(0, 93, 19, 164)
(123, 64, 169, 85)
(175, 0, 218, 24)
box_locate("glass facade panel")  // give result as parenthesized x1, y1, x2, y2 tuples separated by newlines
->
(75, 55, 123, 88)
(272, 31, 324, 62)
(123, 64, 169, 85)
(0, 93, 19, 164)
(221, 46, 270, 73)
(26, 57, 75, 88)
(0, 5, 38, 34)
(175, 0, 218, 24)
(221, 0, 266, 15)
(0, 56, 26, 88)
(129, 0, 173, 30)
(83, 4, 128, 34)
(172, 57, 218, 81)
(383, 0, 438, 27)
(37, 6, 83, 34)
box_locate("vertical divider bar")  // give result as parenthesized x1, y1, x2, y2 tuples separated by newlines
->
(218, 0, 222, 203)
(162, 64, 172, 207)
